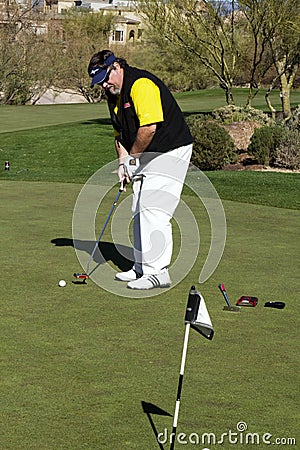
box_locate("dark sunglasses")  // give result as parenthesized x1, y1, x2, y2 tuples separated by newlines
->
(99, 67, 113, 87)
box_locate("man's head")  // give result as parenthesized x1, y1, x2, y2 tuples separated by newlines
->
(88, 50, 126, 95)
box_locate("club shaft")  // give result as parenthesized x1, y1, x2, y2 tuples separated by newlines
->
(86, 190, 121, 275)
(223, 291, 231, 307)
(219, 284, 231, 307)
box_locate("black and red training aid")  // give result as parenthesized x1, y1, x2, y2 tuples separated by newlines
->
(236, 296, 258, 307)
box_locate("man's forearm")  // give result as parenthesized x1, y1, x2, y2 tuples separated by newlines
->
(130, 124, 157, 156)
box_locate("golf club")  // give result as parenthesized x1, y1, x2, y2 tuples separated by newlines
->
(218, 283, 241, 312)
(74, 180, 126, 282)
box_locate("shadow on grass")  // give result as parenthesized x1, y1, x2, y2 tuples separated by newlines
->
(51, 237, 133, 271)
(80, 118, 112, 126)
(81, 114, 211, 125)
(142, 401, 172, 450)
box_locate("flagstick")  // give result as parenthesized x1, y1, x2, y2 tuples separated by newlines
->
(170, 322, 191, 450)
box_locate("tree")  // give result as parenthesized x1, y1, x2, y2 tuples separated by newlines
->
(59, 9, 113, 102)
(130, 42, 211, 91)
(235, 1, 274, 106)
(239, 0, 300, 119)
(138, 0, 242, 104)
(138, 0, 300, 115)
(264, 0, 300, 119)
(0, 0, 64, 104)
(0, 3, 113, 104)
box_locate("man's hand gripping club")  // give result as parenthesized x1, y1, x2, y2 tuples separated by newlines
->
(119, 155, 140, 183)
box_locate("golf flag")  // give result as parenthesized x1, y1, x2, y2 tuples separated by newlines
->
(170, 287, 214, 450)
(185, 286, 214, 340)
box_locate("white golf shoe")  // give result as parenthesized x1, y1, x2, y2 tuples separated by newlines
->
(115, 269, 142, 282)
(127, 269, 171, 290)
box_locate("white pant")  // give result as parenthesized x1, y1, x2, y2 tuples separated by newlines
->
(131, 144, 192, 275)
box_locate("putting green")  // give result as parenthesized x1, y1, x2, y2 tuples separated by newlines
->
(0, 180, 299, 449)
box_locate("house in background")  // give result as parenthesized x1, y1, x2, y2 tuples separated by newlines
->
(53, 0, 142, 45)
(109, 13, 141, 45)
(0, 0, 142, 44)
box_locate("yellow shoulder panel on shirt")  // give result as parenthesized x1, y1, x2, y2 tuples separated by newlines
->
(130, 78, 164, 126)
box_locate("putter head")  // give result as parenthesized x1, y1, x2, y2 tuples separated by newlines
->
(73, 273, 89, 284)
(236, 296, 258, 307)
(223, 305, 241, 312)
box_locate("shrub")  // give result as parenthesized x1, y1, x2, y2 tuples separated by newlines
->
(275, 129, 300, 170)
(186, 116, 237, 170)
(287, 105, 300, 131)
(248, 125, 284, 166)
(212, 105, 273, 126)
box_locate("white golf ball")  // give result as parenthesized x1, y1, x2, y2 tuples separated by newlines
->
(58, 279, 66, 287)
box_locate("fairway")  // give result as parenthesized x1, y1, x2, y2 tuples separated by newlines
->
(1, 87, 300, 133)
(0, 179, 299, 449)
(0, 103, 108, 133)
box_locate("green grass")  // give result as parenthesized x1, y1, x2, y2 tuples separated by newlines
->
(176, 87, 300, 114)
(0, 181, 299, 449)
(0, 97, 299, 449)
(0, 103, 108, 133)
(204, 170, 300, 210)
(0, 120, 115, 183)
(1, 117, 299, 210)
(1, 87, 300, 133)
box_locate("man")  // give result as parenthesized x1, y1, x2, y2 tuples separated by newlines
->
(88, 50, 193, 290)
